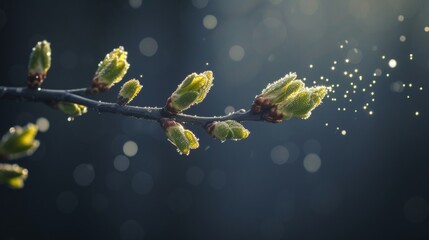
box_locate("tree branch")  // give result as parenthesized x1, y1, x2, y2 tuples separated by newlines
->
(0, 86, 261, 126)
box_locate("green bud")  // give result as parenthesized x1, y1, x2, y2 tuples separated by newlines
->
(273, 80, 305, 104)
(208, 120, 250, 141)
(162, 119, 199, 155)
(260, 73, 297, 102)
(90, 46, 130, 93)
(57, 102, 88, 117)
(252, 72, 328, 122)
(118, 79, 143, 105)
(27, 40, 51, 89)
(0, 123, 39, 160)
(279, 86, 327, 120)
(165, 71, 214, 114)
(0, 164, 28, 189)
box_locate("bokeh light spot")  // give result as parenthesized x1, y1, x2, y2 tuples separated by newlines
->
(224, 105, 235, 114)
(139, 37, 158, 57)
(390, 81, 404, 93)
(113, 154, 130, 172)
(203, 15, 217, 30)
(123, 140, 138, 157)
(36, 117, 50, 132)
(129, 0, 142, 9)
(229, 45, 245, 61)
(388, 59, 397, 68)
(271, 145, 290, 165)
(73, 163, 95, 186)
(303, 153, 321, 173)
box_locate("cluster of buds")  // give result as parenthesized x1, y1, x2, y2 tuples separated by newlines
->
(27, 40, 51, 89)
(0, 164, 28, 189)
(89, 47, 130, 94)
(0, 123, 39, 160)
(164, 71, 213, 114)
(57, 102, 88, 117)
(161, 118, 199, 155)
(117, 79, 143, 105)
(206, 120, 250, 142)
(251, 73, 327, 122)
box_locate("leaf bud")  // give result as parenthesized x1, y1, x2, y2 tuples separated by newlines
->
(164, 71, 213, 114)
(57, 102, 88, 117)
(206, 120, 250, 141)
(27, 40, 51, 89)
(117, 79, 143, 105)
(89, 46, 130, 93)
(161, 119, 199, 155)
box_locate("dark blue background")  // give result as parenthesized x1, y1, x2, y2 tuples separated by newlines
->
(0, 0, 428, 239)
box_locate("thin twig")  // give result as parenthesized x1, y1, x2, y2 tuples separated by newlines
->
(64, 88, 89, 95)
(0, 86, 261, 125)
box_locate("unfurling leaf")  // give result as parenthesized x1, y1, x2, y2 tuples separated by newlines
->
(207, 120, 250, 141)
(118, 79, 143, 105)
(279, 86, 327, 120)
(0, 123, 39, 160)
(58, 102, 88, 117)
(165, 71, 213, 114)
(161, 119, 199, 155)
(0, 164, 28, 189)
(90, 46, 130, 93)
(251, 72, 327, 122)
(27, 40, 51, 89)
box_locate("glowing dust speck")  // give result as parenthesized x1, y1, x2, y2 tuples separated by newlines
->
(409, 54, 414, 60)
(399, 35, 406, 42)
(424, 26, 429, 32)
(369, 111, 374, 115)
(341, 130, 347, 136)
(309, 64, 313, 69)
(398, 15, 404, 22)
(415, 112, 420, 116)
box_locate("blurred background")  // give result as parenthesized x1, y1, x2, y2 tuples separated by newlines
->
(0, 0, 429, 239)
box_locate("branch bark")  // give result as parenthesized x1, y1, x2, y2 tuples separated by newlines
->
(0, 86, 261, 126)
